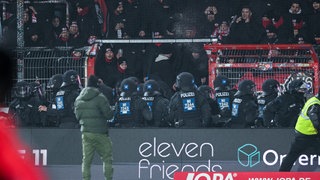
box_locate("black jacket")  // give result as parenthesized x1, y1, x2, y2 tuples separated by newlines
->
(264, 92, 305, 127)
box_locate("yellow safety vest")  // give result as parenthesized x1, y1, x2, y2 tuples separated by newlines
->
(295, 97, 320, 135)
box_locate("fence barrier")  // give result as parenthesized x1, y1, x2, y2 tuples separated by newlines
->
(204, 44, 319, 94)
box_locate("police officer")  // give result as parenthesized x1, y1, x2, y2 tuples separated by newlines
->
(264, 79, 308, 128)
(142, 79, 170, 127)
(38, 74, 63, 127)
(114, 78, 152, 127)
(168, 72, 211, 128)
(198, 85, 220, 127)
(9, 81, 42, 127)
(231, 79, 258, 128)
(55, 70, 81, 128)
(257, 79, 280, 127)
(213, 75, 237, 126)
(279, 91, 320, 171)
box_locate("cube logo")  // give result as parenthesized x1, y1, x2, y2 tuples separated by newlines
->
(237, 144, 260, 167)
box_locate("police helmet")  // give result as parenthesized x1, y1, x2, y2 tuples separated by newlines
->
(14, 81, 31, 98)
(61, 70, 79, 87)
(136, 83, 144, 97)
(214, 75, 230, 91)
(47, 74, 63, 91)
(127, 76, 140, 84)
(120, 78, 137, 97)
(288, 79, 311, 94)
(235, 80, 256, 96)
(176, 72, 195, 91)
(29, 81, 42, 95)
(262, 79, 279, 95)
(143, 80, 160, 97)
(198, 85, 213, 99)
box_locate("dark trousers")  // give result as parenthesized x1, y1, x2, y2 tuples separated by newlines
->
(279, 134, 320, 171)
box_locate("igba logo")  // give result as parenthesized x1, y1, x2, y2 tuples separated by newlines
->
(185, 173, 236, 180)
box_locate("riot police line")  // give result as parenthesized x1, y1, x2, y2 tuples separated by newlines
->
(8, 70, 312, 129)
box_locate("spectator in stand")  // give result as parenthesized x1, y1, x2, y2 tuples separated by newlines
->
(217, 21, 230, 43)
(25, 26, 44, 47)
(261, 24, 280, 44)
(178, 44, 209, 87)
(68, 21, 82, 47)
(93, 0, 109, 38)
(109, 1, 127, 39)
(261, 10, 283, 29)
(75, 0, 97, 46)
(44, 15, 63, 47)
(201, 5, 223, 38)
(0, 1, 17, 48)
(294, 33, 307, 44)
(123, 0, 147, 39)
(94, 45, 118, 88)
(55, 27, 69, 46)
(26, 0, 54, 28)
(226, 5, 266, 44)
(23, 9, 42, 47)
(149, 0, 176, 38)
(305, 0, 320, 44)
(282, 1, 307, 43)
(260, 8, 290, 43)
(144, 43, 177, 90)
(115, 57, 129, 83)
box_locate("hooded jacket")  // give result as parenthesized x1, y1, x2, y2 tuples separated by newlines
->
(74, 87, 113, 133)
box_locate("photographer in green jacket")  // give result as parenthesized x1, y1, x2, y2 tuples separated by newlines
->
(74, 75, 113, 180)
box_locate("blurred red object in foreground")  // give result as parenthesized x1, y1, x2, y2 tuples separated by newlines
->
(0, 113, 46, 180)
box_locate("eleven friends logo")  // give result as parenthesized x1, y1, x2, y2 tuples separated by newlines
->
(237, 144, 260, 167)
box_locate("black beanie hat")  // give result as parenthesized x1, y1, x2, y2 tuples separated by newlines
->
(87, 75, 99, 88)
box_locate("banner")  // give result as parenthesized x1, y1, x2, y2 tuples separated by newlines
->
(16, 128, 320, 179)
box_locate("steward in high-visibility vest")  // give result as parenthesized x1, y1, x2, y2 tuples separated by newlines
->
(295, 96, 320, 135)
(279, 95, 320, 172)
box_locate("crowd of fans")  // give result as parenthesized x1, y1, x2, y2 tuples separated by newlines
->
(0, 0, 320, 47)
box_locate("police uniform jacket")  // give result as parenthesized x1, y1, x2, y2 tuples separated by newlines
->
(55, 84, 80, 124)
(142, 93, 170, 127)
(257, 92, 278, 126)
(264, 92, 305, 127)
(231, 94, 258, 128)
(168, 90, 211, 128)
(114, 94, 152, 127)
